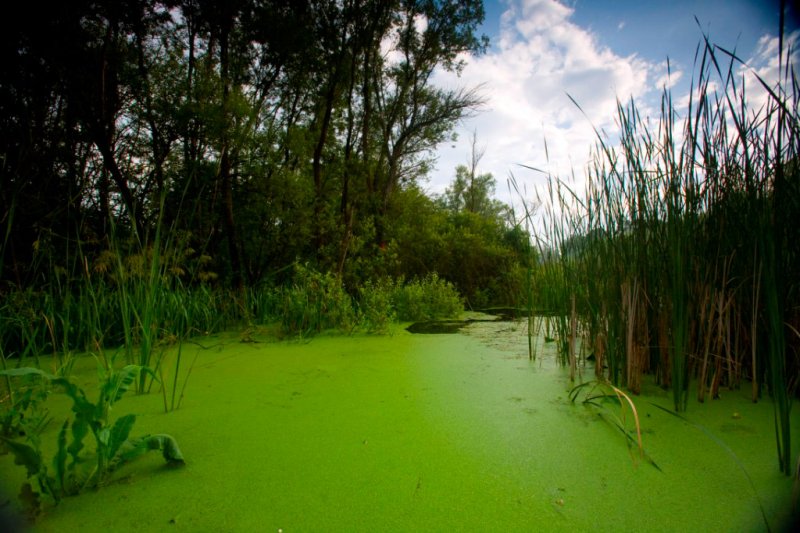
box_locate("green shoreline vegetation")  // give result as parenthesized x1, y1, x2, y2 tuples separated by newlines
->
(1, 0, 799, 530)
(515, 27, 800, 477)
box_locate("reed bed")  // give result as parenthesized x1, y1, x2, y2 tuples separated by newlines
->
(525, 34, 799, 474)
(0, 256, 465, 379)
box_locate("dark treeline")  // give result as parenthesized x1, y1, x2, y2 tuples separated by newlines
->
(0, 0, 529, 305)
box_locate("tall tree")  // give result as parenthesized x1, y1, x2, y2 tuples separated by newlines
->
(369, 0, 487, 246)
(0, 0, 491, 289)
(442, 131, 504, 219)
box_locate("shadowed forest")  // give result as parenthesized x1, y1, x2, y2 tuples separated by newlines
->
(0, 0, 526, 304)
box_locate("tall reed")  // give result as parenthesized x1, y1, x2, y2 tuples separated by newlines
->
(508, 175, 539, 360)
(524, 27, 799, 472)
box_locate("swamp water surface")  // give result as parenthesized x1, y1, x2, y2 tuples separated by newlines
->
(2, 315, 798, 531)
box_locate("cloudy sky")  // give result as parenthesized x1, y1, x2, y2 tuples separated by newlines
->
(427, 0, 797, 206)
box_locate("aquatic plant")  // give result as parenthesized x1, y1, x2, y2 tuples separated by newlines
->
(0, 376, 50, 447)
(522, 22, 799, 474)
(507, 174, 539, 360)
(0, 365, 184, 518)
(569, 380, 659, 471)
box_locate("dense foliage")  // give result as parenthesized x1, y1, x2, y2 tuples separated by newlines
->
(0, 0, 538, 360)
(0, 0, 530, 296)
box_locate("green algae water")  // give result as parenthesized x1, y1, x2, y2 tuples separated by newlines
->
(1, 317, 798, 531)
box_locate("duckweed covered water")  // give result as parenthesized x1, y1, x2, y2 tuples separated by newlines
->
(1, 317, 797, 531)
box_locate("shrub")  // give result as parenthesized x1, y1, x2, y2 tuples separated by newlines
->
(280, 265, 356, 336)
(392, 273, 463, 321)
(358, 279, 396, 333)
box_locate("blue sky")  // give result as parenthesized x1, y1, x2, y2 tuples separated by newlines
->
(428, 0, 797, 206)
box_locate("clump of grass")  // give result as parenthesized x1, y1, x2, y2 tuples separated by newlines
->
(522, 23, 799, 474)
(569, 379, 660, 471)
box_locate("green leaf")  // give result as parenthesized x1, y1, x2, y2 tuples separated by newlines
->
(53, 419, 69, 492)
(154, 434, 185, 465)
(568, 380, 594, 402)
(1, 437, 43, 478)
(116, 434, 185, 467)
(104, 365, 147, 407)
(0, 367, 54, 379)
(67, 417, 89, 465)
(51, 377, 95, 419)
(97, 427, 110, 447)
(107, 414, 136, 461)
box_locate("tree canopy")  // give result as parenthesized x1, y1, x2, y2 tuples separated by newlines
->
(0, 0, 531, 306)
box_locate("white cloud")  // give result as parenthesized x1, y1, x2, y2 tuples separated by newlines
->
(738, 31, 800, 114)
(668, 31, 799, 160)
(413, 13, 428, 34)
(429, 0, 662, 209)
(654, 64, 683, 90)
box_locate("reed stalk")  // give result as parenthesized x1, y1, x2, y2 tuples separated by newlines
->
(522, 15, 798, 471)
(508, 174, 539, 361)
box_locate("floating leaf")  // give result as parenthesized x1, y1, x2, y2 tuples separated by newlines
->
(0, 367, 53, 379)
(68, 417, 89, 465)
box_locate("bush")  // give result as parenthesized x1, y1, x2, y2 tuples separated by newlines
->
(280, 265, 356, 336)
(358, 279, 396, 333)
(392, 273, 463, 321)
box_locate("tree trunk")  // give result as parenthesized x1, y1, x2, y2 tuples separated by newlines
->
(312, 74, 338, 256)
(219, 20, 243, 289)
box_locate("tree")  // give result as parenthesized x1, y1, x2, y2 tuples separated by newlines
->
(0, 0, 492, 292)
(441, 131, 506, 219)
(368, 0, 487, 247)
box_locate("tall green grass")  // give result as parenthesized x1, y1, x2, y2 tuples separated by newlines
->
(0, 259, 466, 378)
(508, 177, 539, 360)
(523, 31, 799, 473)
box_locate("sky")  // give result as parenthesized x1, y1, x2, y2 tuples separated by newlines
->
(427, 0, 798, 208)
